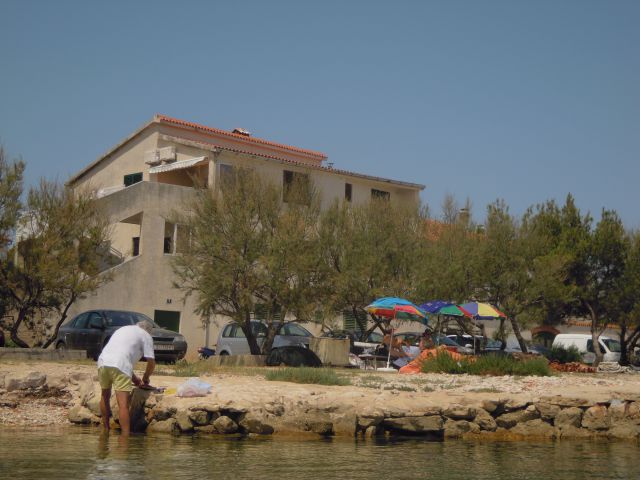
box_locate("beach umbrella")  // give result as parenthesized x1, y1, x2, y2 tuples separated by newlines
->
(419, 300, 471, 317)
(458, 302, 506, 320)
(365, 297, 428, 371)
(365, 297, 429, 323)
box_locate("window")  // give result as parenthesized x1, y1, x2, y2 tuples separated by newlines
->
(371, 189, 390, 201)
(345, 183, 352, 202)
(283, 170, 310, 204)
(222, 324, 234, 338)
(163, 222, 190, 254)
(154, 310, 181, 333)
(219, 164, 234, 190)
(342, 309, 367, 331)
(132, 237, 140, 256)
(72, 313, 89, 329)
(254, 304, 282, 322)
(278, 323, 311, 337)
(124, 172, 143, 187)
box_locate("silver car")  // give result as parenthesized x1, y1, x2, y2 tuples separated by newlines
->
(215, 320, 312, 355)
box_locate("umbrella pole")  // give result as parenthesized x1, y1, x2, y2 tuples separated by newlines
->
(386, 322, 394, 370)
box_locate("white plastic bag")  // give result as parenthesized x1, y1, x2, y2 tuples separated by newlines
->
(176, 377, 212, 397)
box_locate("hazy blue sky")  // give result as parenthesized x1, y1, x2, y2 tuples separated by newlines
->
(1, 1, 638, 226)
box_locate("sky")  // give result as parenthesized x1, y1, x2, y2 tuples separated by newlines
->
(1, 0, 638, 227)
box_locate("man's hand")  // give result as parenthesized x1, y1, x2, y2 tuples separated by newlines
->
(132, 375, 142, 386)
(142, 375, 150, 386)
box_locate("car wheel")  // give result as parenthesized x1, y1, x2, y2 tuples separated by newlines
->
(219, 351, 229, 356)
(56, 341, 67, 350)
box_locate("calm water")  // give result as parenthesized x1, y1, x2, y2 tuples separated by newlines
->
(1, 427, 639, 480)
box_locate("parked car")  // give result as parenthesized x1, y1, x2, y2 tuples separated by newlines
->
(0, 329, 4, 347)
(215, 320, 312, 356)
(552, 334, 621, 364)
(55, 310, 188, 362)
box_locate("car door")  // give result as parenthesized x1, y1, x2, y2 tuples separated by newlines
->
(64, 313, 89, 349)
(228, 324, 251, 355)
(85, 311, 107, 358)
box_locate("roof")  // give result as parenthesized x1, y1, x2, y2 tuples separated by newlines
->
(67, 115, 425, 191)
(155, 114, 327, 161)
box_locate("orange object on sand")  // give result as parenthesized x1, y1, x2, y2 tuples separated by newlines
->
(399, 346, 465, 374)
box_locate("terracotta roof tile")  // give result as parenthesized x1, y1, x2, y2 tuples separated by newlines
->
(155, 114, 327, 160)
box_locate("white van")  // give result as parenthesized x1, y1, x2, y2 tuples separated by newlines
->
(552, 334, 621, 364)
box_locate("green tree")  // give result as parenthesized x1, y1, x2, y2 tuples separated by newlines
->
(1, 181, 112, 347)
(319, 198, 426, 338)
(172, 168, 329, 354)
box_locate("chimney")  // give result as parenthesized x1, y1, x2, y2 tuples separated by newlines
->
(232, 128, 251, 137)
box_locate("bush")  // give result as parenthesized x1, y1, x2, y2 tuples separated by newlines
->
(265, 367, 351, 386)
(419, 352, 551, 376)
(547, 345, 582, 364)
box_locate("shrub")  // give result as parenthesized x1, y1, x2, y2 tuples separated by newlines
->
(547, 345, 582, 364)
(265, 367, 351, 386)
(419, 352, 551, 376)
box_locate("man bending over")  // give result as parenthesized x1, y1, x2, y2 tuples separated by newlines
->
(97, 320, 155, 436)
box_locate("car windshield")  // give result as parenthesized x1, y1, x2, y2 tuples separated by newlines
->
(278, 323, 311, 337)
(602, 338, 621, 353)
(106, 311, 157, 328)
(432, 334, 459, 347)
(368, 332, 383, 343)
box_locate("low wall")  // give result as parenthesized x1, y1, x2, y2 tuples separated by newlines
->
(309, 338, 350, 366)
(202, 355, 267, 367)
(0, 347, 86, 361)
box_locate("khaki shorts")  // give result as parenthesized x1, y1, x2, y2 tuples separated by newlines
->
(98, 366, 133, 392)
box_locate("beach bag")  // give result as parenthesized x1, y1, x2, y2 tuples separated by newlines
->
(176, 377, 212, 397)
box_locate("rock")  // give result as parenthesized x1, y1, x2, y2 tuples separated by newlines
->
(190, 403, 221, 414)
(504, 399, 529, 412)
(68, 405, 97, 424)
(364, 425, 377, 438)
(607, 424, 640, 440)
(189, 410, 210, 426)
(306, 420, 333, 436)
(357, 411, 384, 429)
(555, 407, 583, 428)
(474, 409, 497, 432)
(147, 418, 178, 434)
(5, 372, 46, 391)
(175, 410, 194, 432)
(383, 415, 444, 434)
(481, 399, 504, 414)
(239, 412, 274, 435)
(495, 408, 539, 429)
(213, 416, 239, 434)
(539, 396, 589, 408)
(194, 425, 218, 434)
(46, 374, 68, 391)
(511, 419, 557, 438)
(150, 406, 177, 422)
(444, 419, 479, 438)
(609, 401, 640, 425)
(582, 405, 610, 430)
(443, 405, 477, 421)
(534, 402, 560, 421)
(264, 402, 285, 416)
(330, 412, 357, 436)
(0, 374, 4, 389)
(68, 372, 91, 385)
(558, 425, 594, 439)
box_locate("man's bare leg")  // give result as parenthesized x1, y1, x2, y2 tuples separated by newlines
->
(100, 388, 112, 432)
(115, 390, 131, 436)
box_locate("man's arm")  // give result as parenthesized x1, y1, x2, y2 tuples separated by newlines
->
(142, 359, 156, 385)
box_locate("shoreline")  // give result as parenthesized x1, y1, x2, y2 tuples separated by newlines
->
(1, 361, 640, 441)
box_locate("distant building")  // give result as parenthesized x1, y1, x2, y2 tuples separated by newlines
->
(67, 115, 424, 356)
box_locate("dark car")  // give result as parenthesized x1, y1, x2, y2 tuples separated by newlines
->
(394, 332, 474, 355)
(0, 329, 4, 347)
(55, 310, 187, 362)
(322, 329, 384, 354)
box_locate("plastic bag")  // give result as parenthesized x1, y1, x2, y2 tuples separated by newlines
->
(176, 377, 212, 397)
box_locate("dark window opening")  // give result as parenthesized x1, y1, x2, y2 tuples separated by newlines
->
(124, 172, 143, 187)
(283, 170, 310, 204)
(154, 310, 181, 333)
(163, 236, 172, 254)
(371, 189, 390, 201)
(219, 164, 234, 190)
(345, 183, 352, 202)
(132, 237, 140, 256)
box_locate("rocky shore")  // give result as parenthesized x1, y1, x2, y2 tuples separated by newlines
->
(2, 361, 640, 440)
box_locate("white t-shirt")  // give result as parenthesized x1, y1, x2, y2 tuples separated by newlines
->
(97, 325, 155, 377)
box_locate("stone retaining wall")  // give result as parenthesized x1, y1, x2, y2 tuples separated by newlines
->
(0, 347, 86, 361)
(3, 370, 639, 441)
